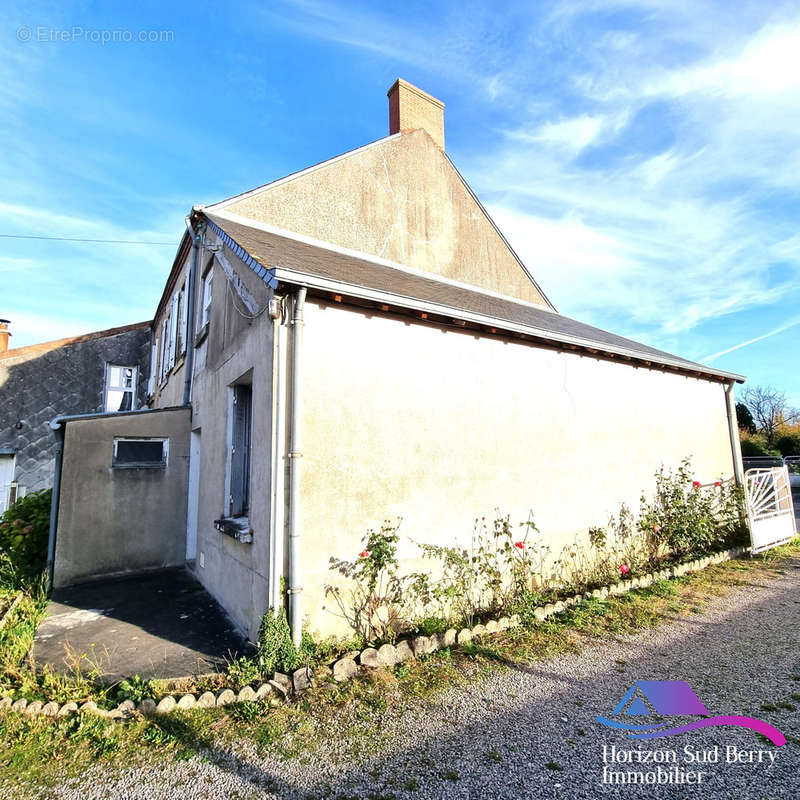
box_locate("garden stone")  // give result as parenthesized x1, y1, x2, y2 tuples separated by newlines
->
(177, 694, 196, 710)
(292, 666, 312, 694)
(485, 620, 498, 634)
(196, 692, 217, 708)
(471, 624, 486, 638)
(411, 636, 430, 657)
(137, 699, 156, 715)
(359, 648, 381, 668)
(268, 680, 289, 700)
(80, 701, 98, 714)
(0, 697, 11, 710)
(377, 643, 397, 666)
(456, 628, 472, 645)
(509, 614, 521, 627)
(117, 700, 135, 714)
(272, 672, 292, 696)
(237, 686, 256, 703)
(332, 657, 358, 682)
(41, 702, 59, 717)
(394, 640, 414, 662)
(59, 702, 78, 716)
(11, 699, 27, 712)
(216, 689, 235, 707)
(428, 633, 442, 652)
(156, 696, 176, 714)
(25, 701, 42, 715)
(254, 683, 272, 700)
(105, 708, 124, 719)
(496, 618, 509, 632)
(553, 601, 566, 613)
(443, 628, 458, 646)
(533, 607, 547, 622)
(591, 589, 602, 599)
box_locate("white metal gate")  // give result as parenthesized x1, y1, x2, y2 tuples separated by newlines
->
(745, 466, 797, 554)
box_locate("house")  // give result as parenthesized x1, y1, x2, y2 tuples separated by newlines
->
(50, 80, 745, 643)
(0, 319, 150, 513)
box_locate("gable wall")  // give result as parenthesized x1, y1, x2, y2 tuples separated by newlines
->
(223, 131, 549, 306)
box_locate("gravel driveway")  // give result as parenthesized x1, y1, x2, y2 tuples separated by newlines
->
(50, 556, 800, 800)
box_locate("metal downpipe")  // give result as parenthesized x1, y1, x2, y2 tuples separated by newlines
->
(45, 418, 65, 593)
(725, 381, 745, 486)
(287, 288, 307, 646)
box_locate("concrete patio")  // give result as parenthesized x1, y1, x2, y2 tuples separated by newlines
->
(32, 568, 250, 681)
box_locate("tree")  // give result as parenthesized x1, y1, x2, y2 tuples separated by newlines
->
(735, 402, 756, 434)
(741, 385, 800, 448)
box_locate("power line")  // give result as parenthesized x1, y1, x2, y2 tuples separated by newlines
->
(0, 233, 175, 245)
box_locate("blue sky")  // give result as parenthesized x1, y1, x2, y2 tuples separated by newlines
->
(2, 0, 799, 404)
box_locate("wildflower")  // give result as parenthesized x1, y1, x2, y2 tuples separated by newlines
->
(714, 481, 721, 487)
(619, 564, 630, 575)
(359, 550, 369, 558)
(652, 523, 661, 533)
(514, 541, 524, 550)
(692, 481, 701, 488)
(22, 525, 33, 534)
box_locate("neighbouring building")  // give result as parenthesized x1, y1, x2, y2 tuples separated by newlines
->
(51, 80, 745, 642)
(0, 320, 150, 512)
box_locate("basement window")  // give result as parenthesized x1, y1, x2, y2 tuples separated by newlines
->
(112, 438, 168, 469)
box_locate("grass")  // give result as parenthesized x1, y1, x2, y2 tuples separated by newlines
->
(1, 539, 799, 797)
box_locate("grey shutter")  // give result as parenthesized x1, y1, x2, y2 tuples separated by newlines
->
(230, 385, 252, 517)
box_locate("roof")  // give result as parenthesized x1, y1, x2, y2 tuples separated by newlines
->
(203, 211, 744, 383)
(0, 321, 151, 362)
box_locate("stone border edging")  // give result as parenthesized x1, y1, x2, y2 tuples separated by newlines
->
(329, 544, 751, 680)
(0, 545, 750, 719)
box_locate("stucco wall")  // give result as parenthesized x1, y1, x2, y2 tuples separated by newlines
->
(0, 325, 151, 492)
(224, 130, 549, 307)
(296, 301, 736, 637)
(175, 234, 277, 641)
(54, 406, 190, 588)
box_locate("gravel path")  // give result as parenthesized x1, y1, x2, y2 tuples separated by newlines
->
(41, 557, 800, 799)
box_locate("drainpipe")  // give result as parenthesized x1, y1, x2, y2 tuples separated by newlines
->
(725, 381, 745, 485)
(45, 417, 65, 593)
(287, 287, 307, 646)
(182, 216, 203, 407)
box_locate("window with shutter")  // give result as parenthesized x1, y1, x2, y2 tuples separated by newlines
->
(229, 383, 252, 517)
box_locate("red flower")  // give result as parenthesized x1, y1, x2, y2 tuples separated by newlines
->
(619, 564, 630, 575)
(359, 550, 369, 558)
(692, 481, 701, 488)
(514, 541, 524, 550)
(714, 481, 721, 487)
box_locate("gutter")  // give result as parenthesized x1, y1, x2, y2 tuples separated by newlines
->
(183, 216, 203, 406)
(45, 417, 66, 592)
(286, 287, 307, 646)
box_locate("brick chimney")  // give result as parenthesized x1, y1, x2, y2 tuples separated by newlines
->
(388, 79, 445, 150)
(0, 320, 9, 354)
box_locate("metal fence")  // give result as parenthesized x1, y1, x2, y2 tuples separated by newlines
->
(744, 466, 797, 554)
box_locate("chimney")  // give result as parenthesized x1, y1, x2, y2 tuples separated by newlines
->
(388, 78, 445, 150)
(0, 320, 9, 354)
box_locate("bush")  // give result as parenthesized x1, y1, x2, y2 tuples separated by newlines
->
(638, 458, 745, 558)
(0, 489, 51, 587)
(740, 434, 781, 458)
(776, 433, 800, 457)
(256, 607, 298, 675)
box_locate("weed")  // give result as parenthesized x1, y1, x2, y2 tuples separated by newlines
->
(546, 761, 563, 771)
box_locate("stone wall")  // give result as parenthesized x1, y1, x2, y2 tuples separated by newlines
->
(0, 324, 151, 492)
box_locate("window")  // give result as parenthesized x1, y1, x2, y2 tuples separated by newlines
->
(201, 272, 213, 328)
(112, 438, 168, 468)
(105, 365, 137, 412)
(228, 383, 252, 517)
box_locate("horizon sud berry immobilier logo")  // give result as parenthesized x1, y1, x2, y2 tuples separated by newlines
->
(595, 680, 786, 787)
